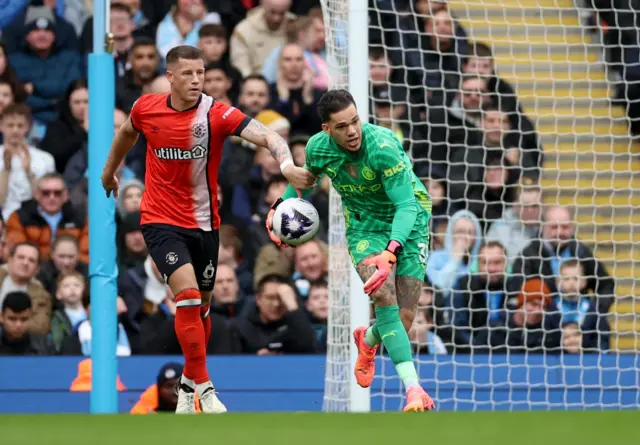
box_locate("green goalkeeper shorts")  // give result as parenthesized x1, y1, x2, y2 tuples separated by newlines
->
(347, 224, 430, 281)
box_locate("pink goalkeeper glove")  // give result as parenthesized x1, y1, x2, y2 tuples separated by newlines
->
(363, 241, 401, 296)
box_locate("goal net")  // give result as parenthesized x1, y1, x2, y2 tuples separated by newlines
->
(321, 0, 640, 411)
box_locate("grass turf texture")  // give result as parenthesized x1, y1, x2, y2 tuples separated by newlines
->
(1, 411, 638, 445)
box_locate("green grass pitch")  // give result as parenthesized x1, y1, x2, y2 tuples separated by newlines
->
(1, 412, 638, 445)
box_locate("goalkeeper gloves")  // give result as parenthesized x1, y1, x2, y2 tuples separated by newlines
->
(265, 198, 288, 248)
(363, 240, 402, 297)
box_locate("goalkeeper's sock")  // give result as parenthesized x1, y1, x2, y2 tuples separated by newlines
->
(375, 305, 420, 390)
(201, 305, 211, 349)
(364, 325, 382, 348)
(175, 288, 209, 385)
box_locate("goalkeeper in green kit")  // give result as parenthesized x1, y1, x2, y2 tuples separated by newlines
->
(266, 89, 435, 412)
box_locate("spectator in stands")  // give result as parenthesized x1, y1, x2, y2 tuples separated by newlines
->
(305, 279, 328, 353)
(0, 242, 51, 335)
(0, 42, 27, 106)
(3, 4, 78, 54)
(249, 175, 289, 249)
(9, 7, 82, 126)
(408, 9, 468, 105)
(561, 322, 583, 354)
(417, 164, 458, 223)
(262, 12, 329, 90)
(116, 178, 144, 221)
(233, 274, 316, 354)
(0, 291, 53, 355)
(116, 37, 160, 113)
(218, 223, 253, 298)
(408, 285, 448, 354)
(269, 43, 324, 135)
(475, 278, 562, 353)
(462, 42, 542, 174)
(211, 264, 245, 319)
(156, 0, 222, 60)
(426, 209, 482, 297)
(203, 61, 233, 105)
(410, 76, 486, 203)
(486, 180, 542, 267)
(0, 79, 16, 123)
(465, 154, 519, 227)
(555, 259, 610, 351)
(117, 0, 154, 38)
(370, 88, 406, 146)
(513, 205, 615, 314)
(197, 24, 242, 102)
(39, 79, 88, 173)
(230, 0, 294, 77)
(292, 239, 328, 299)
(0, 103, 56, 221)
(6, 172, 89, 263)
(49, 271, 87, 353)
(219, 75, 272, 187)
(138, 275, 239, 355)
(452, 241, 519, 349)
(131, 362, 199, 414)
(109, 2, 138, 78)
(117, 211, 147, 270)
(62, 292, 132, 356)
(37, 234, 88, 298)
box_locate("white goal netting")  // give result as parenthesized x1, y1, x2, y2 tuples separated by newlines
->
(321, 0, 640, 411)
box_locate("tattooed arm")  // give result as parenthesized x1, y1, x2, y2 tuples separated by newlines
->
(239, 118, 316, 191)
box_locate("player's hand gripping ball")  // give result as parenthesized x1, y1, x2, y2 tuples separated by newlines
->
(267, 198, 320, 247)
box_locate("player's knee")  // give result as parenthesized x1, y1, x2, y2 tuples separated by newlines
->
(399, 308, 414, 332)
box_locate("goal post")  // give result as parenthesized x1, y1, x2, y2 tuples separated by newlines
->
(321, 0, 639, 412)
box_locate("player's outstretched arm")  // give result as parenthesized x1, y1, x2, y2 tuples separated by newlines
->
(101, 117, 139, 198)
(239, 119, 315, 192)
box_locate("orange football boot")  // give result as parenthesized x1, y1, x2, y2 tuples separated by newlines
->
(353, 326, 378, 388)
(403, 387, 436, 412)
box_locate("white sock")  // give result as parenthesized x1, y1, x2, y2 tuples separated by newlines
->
(196, 380, 213, 397)
(181, 375, 195, 390)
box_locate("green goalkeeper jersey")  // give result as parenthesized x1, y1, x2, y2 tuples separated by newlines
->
(283, 122, 432, 245)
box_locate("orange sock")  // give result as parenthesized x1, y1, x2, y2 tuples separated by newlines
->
(201, 305, 211, 350)
(175, 289, 209, 384)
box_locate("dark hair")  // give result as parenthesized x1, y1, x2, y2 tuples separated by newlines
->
(82, 291, 91, 309)
(131, 36, 157, 52)
(166, 45, 203, 66)
(2, 291, 31, 313)
(0, 102, 32, 123)
(110, 2, 132, 17)
(10, 241, 40, 261)
(199, 23, 227, 40)
(309, 279, 328, 293)
(479, 240, 506, 253)
(205, 61, 228, 75)
(256, 274, 289, 294)
(52, 234, 80, 252)
(467, 42, 493, 59)
(317, 89, 356, 123)
(266, 174, 288, 191)
(242, 73, 269, 90)
(38, 172, 67, 190)
(0, 42, 27, 103)
(369, 46, 387, 61)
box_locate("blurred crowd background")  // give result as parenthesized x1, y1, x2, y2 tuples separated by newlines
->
(0, 0, 633, 360)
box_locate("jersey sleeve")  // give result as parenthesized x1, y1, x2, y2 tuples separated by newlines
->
(211, 103, 251, 137)
(371, 137, 419, 246)
(304, 138, 330, 176)
(129, 97, 145, 132)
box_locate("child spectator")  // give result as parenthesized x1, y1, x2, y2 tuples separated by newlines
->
(203, 62, 233, 106)
(61, 291, 131, 356)
(0, 103, 56, 221)
(0, 290, 53, 355)
(475, 278, 562, 353)
(49, 271, 87, 353)
(556, 260, 610, 351)
(197, 24, 241, 103)
(305, 279, 328, 353)
(37, 234, 88, 297)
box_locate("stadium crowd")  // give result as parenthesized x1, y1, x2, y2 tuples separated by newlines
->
(0, 0, 615, 359)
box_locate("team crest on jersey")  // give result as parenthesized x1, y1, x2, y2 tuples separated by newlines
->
(356, 240, 369, 253)
(362, 166, 376, 181)
(192, 123, 207, 138)
(346, 164, 358, 179)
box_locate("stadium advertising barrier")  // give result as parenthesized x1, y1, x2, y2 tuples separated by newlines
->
(0, 355, 637, 413)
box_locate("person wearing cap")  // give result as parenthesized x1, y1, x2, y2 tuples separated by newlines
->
(117, 210, 147, 270)
(131, 362, 202, 414)
(473, 277, 562, 352)
(8, 6, 82, 125)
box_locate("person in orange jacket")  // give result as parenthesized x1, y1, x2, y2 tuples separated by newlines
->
(69, 358, 127, 392)
(131, 362, 200, 414)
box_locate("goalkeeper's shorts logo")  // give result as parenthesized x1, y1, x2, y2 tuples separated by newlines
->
(356, 240, 369, 253)
(362, 166, 376, 181)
